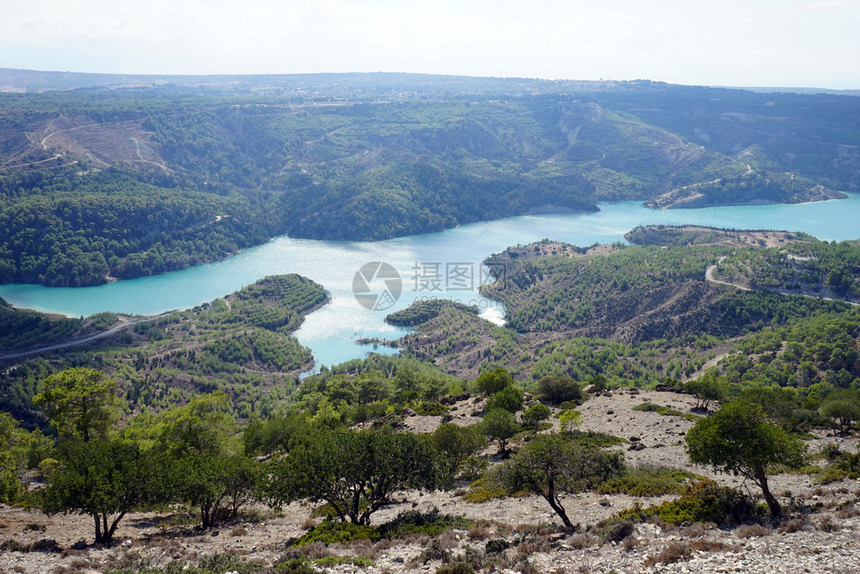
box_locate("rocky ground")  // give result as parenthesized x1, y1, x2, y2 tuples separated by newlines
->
(1, 389, 858, 574)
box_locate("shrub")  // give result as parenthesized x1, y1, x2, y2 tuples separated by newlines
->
(613, 480, 755, 526)
(632, 402, 661, 412)
(778, 518, 804, 533)
(816, 465, 847, 484)
(599, 519, 634, 543)
(643, 541, 692, 566)
(293, 520, 381, 546)
(536, 376, 584, 405)
(447, 546, 485, 571)
(484, 539, 510, 554)
(522, 403, 551, 429)
(0, 539, 28, 552)
(486, 386, 524, 413)
(28, 538, 61, 553)
(476, 368, 514, 395)
(567, 533, 595, 549)
(412, 402, 449, 416)
(274, 558, 318, 574)
(418, 538, 449, 563)
(632, 402, 682, 416)
(462, 478, 508, 503)
(735, 524, 771, 538)
(597, 465, 702, 497)
(378, 508, 474, 539)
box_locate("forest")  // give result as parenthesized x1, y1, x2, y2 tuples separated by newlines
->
(2, 74, 859, 285)
(1, 230, 860, 572)
(2, 70, 860, 572)
(0, 274, 327, 428)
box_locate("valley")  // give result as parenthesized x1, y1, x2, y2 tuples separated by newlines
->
(1, 72, 860, 574)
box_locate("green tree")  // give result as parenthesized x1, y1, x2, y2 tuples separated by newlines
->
(739, 386, 804, 430)
(147, 392, 245, 529)
(684, 369, 729, 411)
(243, 412, 311, 456)
(33, 368, 122, 442)
(536, 376, 583, 405)
(558, 409, 582, 434)
(155, 391, 236, 456)
(267, 426, 441, 525)
(431, 423, 487, 482)
(41, 438, 167, 545)
(0, 413, 27, 503)
(490, 433, 624, 528)
(479, 408, 521, 456)
(486, 385, 524, 413)
(685, 401, 807, 517)
(174, 453, 259, 529)
(821, 399, 860, 435)
(475, 368, 514, 395)
(522, 403, 551, 430)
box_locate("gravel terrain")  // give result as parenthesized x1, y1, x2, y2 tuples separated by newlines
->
(2, 389, 858, 574)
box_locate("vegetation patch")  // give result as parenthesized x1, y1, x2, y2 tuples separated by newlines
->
(378, 508, 475, 538)
(611, 480, 756, 526)
(597, 465, 703, 496)
(293, 520, 382, 546)
(313, 555, 375, 567)
(410, 401, 450, 416)
(462, 478, 511, 503)
(632, 402, 683, 417)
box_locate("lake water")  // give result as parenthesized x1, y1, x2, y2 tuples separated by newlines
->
(2, 196, 859, 369)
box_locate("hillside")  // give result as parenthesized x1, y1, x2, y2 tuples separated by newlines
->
(394, 236, 857, 382)
(2, 233, 860, 574)
(1, 73, 859, 285)
(0, 274, 328, 428)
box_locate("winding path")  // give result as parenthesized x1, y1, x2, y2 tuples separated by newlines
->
(704, 257, 750, 291)
(0, 316, 155, 361)
(705, 257, 857, 306)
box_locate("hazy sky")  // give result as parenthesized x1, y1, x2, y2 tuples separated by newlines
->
(2, 0, 858, 88)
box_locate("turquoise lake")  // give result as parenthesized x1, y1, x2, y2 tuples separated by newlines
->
(2, 196, 859, 370)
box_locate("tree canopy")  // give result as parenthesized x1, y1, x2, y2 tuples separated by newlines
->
(266, 425, 442, 525)
(32, 368, 122, 442)
(42, 438, 168, 544)
(685, 400, 807, 517)
(490, 433, 625, 528)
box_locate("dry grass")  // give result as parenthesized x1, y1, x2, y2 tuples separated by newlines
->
(438, 530, 461, 549)
(567, 533, 595, 549)
(300, 541, 331, 560)
(467, 525, 492, 540)
(734, 524, 772, 538)
(836, 506, 859, 519)
(643, 541, 691, 566)
(817, 517, 841, 532)
(778, 518, 804, 534)
(679, 522, 713, 538)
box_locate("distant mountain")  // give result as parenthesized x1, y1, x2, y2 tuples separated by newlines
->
(1, 70, 858, 285)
